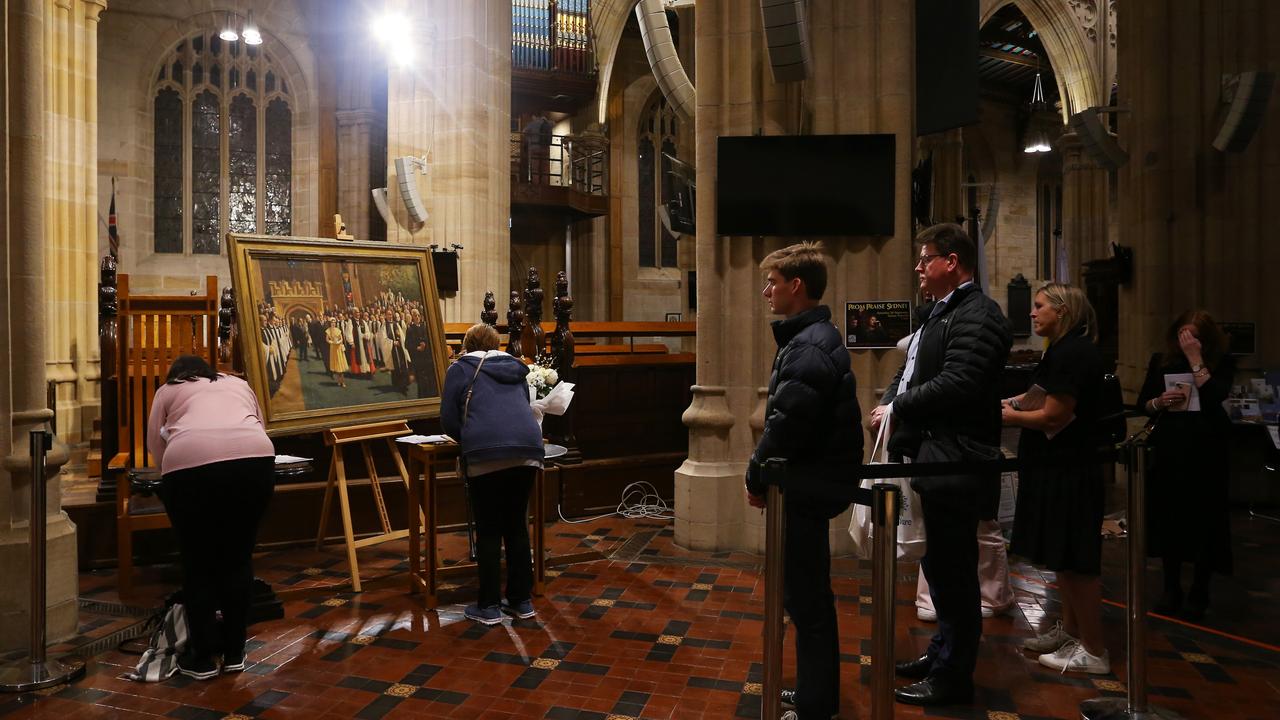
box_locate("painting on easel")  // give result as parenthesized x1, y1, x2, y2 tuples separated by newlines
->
(227, 234, 449, 435)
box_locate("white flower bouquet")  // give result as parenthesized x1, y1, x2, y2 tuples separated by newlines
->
(526, 356, 574, 425)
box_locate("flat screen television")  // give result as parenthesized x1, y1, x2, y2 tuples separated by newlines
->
(716, 134, 895, 237)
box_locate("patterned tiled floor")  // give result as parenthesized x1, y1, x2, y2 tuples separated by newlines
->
(3, 512, 1279, 719)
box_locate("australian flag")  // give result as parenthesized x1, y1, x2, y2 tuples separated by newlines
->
(108, 177, 120, 259)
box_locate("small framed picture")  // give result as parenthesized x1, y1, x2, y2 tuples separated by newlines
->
(665, 312, 682, 322)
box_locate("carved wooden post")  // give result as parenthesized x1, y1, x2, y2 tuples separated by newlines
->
(218, 286, 243, 374)
(506, 290, 525, 358)
(544, 270, 579, 463)
(95, 255, 119, 500)
(520, 268, 545, 359)
(481, 290, 498, 327)
(549, 271, 574, 370)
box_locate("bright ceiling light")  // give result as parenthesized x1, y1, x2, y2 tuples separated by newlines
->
(243, 9, 263, 45)
(219, 12, 239, 42)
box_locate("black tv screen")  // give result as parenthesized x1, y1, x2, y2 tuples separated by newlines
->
(716, 134, 895, 237)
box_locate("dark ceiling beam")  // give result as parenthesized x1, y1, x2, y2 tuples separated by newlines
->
(979, 46, 1045, 72)
(979, 30, 1047, 57)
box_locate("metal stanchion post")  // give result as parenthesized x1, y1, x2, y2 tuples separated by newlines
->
(1, 430, 86, 692)
(760, 459, 787, 720)
(870, 483, 900, 720)
(1080, 438, 1185, 720)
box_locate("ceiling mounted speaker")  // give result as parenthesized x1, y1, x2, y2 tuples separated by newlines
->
(394, 156, 428, 224)
(635, 0, 696, 121)
(371, 187, 392, 226)
(1069, 107, 1128, 171)
(760, 0, 811, 83)
(1213, 71, 1275, 152)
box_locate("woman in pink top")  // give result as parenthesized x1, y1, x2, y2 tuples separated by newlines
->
(147, 355, 275, 680)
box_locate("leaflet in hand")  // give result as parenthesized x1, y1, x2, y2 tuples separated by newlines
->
(1163, 373, 1201, 411)
(530, 381, 575, 425)
(1020, 384, 1047, 411)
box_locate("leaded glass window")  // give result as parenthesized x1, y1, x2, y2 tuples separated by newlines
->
(637, 94, 681, 269)
(265, 99, 292, 236)
(152, 30, 293, 255)
(153, 88, 183, 253)
(637, 137, 655, 268)
(227, 95, 257, 234)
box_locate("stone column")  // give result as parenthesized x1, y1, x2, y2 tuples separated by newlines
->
(1116, 1, 1280, 392)
(336, 109, 379, 242)
(1057, 130, 1109, 284)
(385, 0, 511, 322)
(676, 0, 916, 552)
(2, 0, 78, 651)
(42, 0, 106, 446)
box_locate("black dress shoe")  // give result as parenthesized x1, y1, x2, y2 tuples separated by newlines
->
(894, 654, 934, 680)
(893, 676, 973, 706)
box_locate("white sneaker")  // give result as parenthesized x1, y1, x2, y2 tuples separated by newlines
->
(1038, 640, 1111, 674)
(1022, 620, 1076, 654)
(916, 606, 937, 622)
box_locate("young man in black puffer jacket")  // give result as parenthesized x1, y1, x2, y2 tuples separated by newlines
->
(745, 241, 862, 720)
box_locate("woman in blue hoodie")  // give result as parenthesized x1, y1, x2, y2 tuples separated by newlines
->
(440, 323, 545, 624)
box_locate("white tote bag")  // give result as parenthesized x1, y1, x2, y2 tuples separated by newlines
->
(849, 406, 927, 561)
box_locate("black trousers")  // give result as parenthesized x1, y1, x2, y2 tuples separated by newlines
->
(919, 492, 981, 682)
(783, 502, 840, 718)
(161, 457, 275, 659)
(467, 466, 536, 608)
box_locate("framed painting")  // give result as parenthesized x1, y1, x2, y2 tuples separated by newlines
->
(227, 234, 449, 435)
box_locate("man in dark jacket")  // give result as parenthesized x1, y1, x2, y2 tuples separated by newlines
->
(871, 223, 1012, 706)
(746, 242, 862, 720)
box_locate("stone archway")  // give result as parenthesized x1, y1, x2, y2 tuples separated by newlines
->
(980, 0, 1114, 120)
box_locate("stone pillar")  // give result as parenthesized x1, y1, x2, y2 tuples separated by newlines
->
(1116, 1, 1280, 393)
(1057, 130, 1109, 284)
(43, 0, 106, 446)
(676, 0, 916, 552)
(336, 109, 379, 242)
(385, 0, 511, 322)
(2, 0, 78, 651)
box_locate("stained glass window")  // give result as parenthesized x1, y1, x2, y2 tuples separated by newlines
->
(265, 99, 292, 236)
(638, 94, 682, 269)
(660, 139, 678, 268)
(637, 137, 655, 268)
(152, 31, 293, 254)
(228, 94, 257, 234)
(191, 90, 221, 254)
(153, 88, 183, 254)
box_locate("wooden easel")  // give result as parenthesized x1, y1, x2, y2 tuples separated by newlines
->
(315, 419, 415, 591)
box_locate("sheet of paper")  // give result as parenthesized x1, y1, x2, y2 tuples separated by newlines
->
(1020, 384, 1047, 411)
(1268, 425, 1279, 450)
(395, 434, 454, 445)
(1163, 373, 1201, 411)
(274, 454, 311, 464)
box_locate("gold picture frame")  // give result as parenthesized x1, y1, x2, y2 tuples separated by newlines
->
(227, 234, 449, 435)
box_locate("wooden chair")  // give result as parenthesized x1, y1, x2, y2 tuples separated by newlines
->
(105, 274, 221, 595)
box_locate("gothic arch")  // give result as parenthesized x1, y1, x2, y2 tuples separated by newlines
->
(980, 0, 1113, 121)
(592, 0, 643, 124)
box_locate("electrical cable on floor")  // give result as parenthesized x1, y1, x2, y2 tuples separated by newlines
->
(556, 481, 674, 524)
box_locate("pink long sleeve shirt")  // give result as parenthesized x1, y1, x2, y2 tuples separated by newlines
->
(146, 375, 275, 475)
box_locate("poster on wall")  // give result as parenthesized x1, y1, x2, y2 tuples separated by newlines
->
(845, 301, 912, 349)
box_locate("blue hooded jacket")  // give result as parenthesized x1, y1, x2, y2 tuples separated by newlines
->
(440, 351, 544, 467)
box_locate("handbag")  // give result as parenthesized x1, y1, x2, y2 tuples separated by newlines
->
(849, 406, 926, 561)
